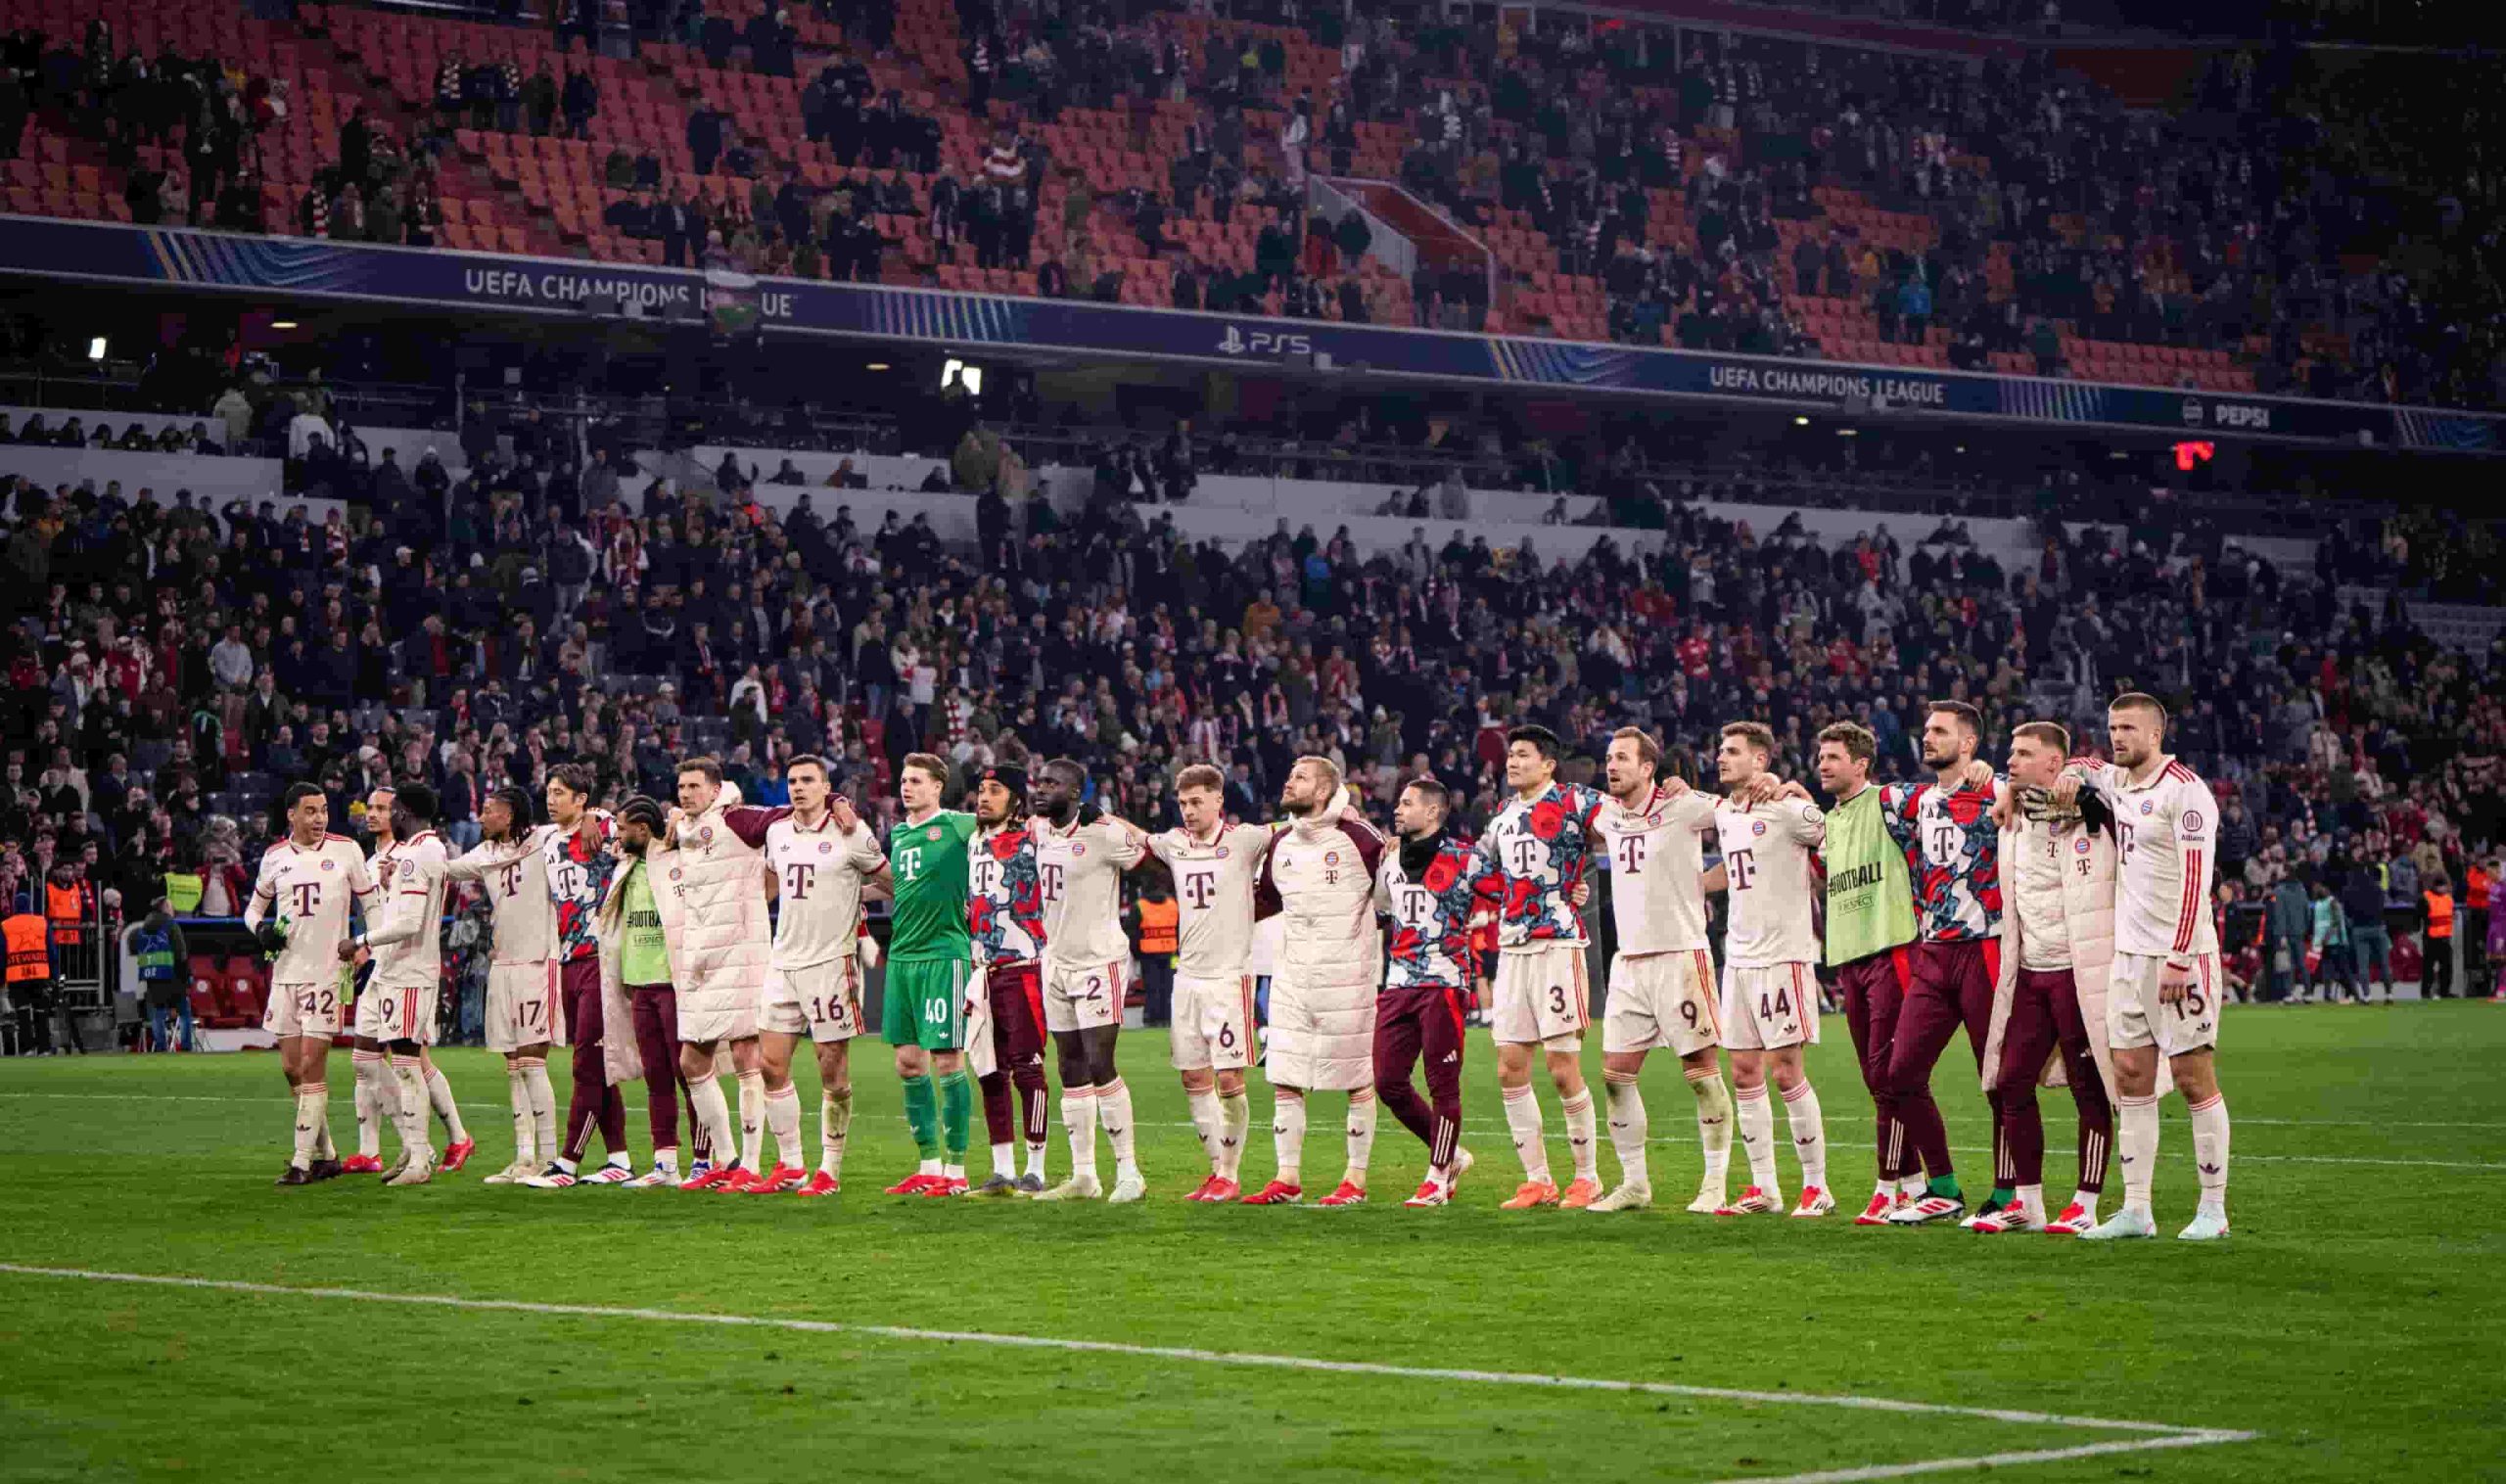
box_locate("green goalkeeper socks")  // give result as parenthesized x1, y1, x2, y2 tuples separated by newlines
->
(938, 1069, 972, 1159)
(902, 1074, 940, 1160)
(1928, 1174, 1965, 1202)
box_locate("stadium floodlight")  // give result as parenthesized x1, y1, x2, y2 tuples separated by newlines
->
(866, 362, 891, 371)
(86, 336, 107, 361)
(1794, 415, 1810, 426)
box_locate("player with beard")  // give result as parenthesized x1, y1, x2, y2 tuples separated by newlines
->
(247, 782, 377, 1184)
(525, 765, 629, 1183)
(2057, 694, 2233, 1241)
(751, 756, 886, 1194)
(1246, 756, 1387, 1205)
(1589, 726, 1735, 1214)
(358, 783, 453, 1186)
(1972, 721, 2119, 1235)
(442, 785, 565, 1183)
(346, 783, 474, 1181)
(593, 796, 712, 1186)
(1029, 759, 1150, 1203)
(1875, 703, 2016, 1227)
(966, 765, 1055, 1195)
(662, 758, 788, 1191)
(1372, 774, 1480, 1207)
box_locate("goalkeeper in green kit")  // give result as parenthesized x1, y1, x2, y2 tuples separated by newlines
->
(880, 752, 982, 1197)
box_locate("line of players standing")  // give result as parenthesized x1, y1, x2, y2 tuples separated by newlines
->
(241, 693, 2232, 1239)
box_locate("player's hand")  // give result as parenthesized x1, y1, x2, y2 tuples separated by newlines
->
(1569, 880, 1590, 908)
(337, 939, 360, 963)
(2051, 771, 2083, 809)
(1961, 760, 1995, 792)
(2158, 960, 2193, 1005)
(1736, 772, 1782, 808)
(1659, 774, 1691, 800)
(1777, 779, 1813, 803)
(828, 795, 859, 832)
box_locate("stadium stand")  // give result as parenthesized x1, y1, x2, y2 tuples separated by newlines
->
(0, 1, 2497, 404)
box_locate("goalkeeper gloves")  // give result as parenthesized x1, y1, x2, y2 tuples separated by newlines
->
(2019, 785, 2082, 825)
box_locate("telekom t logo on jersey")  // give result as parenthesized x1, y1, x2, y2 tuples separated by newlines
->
(783, 862, 816, 900)
(496, 861, 526, 899)
(288, 882, 322, 916)
(1183, 869, 1217, 910)
(1507, 836, 1541, 875)
(1614, 834, 1647, 874)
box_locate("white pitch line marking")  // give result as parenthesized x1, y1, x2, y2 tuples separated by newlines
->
(0, 1261, 2258, 1483)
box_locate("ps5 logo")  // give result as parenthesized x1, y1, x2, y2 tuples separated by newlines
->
(1217, 325, 1312, 357)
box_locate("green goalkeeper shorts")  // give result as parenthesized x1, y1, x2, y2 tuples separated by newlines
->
(881, 958, 968, 1050)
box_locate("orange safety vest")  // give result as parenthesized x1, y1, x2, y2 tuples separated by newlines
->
(46, 881, 85, 945)
(2471, 867, 2492, 913)
(1137, 897, 1179, 956)
(4, 913, 49, 983)
(2425, 892, 2455, 941)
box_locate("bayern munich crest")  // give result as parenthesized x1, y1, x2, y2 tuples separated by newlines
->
(321, 858, 336, 870)
(701, 825, 715, 843)
(669, 867, 683, 880)
(2141, 800, 2156, 814)
(926, 826, 942, 840)
(1072, 843, 1087, 857)
(1752, 820, 1768, 836)
(1215, 846, 1230, 858)
(817, 841, 832, 854)
(1325, 850, 1340, 864)
(2075, 837, 2092, 854)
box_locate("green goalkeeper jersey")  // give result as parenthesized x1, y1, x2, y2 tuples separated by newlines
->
(887, 809, 979, 962)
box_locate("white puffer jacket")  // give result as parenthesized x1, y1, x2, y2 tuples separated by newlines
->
(1985, 813, 2132, 1097)
(656, 782, 771, 1031)
(1258, 786, 1386, 1091)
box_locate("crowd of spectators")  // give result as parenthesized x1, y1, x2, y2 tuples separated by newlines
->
(4, 355, 2501, 1050)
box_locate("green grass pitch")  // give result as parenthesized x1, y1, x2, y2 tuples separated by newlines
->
(2, 1001, 2500, 1482)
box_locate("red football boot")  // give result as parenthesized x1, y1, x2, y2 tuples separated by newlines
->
(1316, 1181, 1368, 1207)
(884, 1172, 942, 1196)
(746, 1163, 806, 1193)
(793, 1171, 842, 1198)
(339, 1154, 383, 1175)
(919, 1175, 970, 1198)
(1238, 1180, 1303, 1205)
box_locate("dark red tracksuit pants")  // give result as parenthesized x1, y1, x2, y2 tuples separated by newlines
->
(1881, 939, 2008, 1185)
(1373, 983, 1467, 1169)
(1835, 947, 1916, 1181)
(977, 962, 1050, 1148)
(560, 956, 627, 1163)
(628, 983, 704, 1160)
(1998, 967, 2112, 1192)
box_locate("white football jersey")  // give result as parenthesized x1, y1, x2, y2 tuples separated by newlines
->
(368, 831, 450, 990)
(1596, 784, 1720, 955)
(1713, 800, 1826, 967)
(2077, 756, 2218, 959)
(766, 812, 886, 969)
(246, 834, 377, 985)
(445, 825, 559, 965)
(1145, 821, 1270, 977)
(1033, 813, 1145, 967)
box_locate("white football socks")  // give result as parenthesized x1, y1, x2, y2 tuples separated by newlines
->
(1687, 1065, 1733, 1190)
(1736, 1083, 1779, 1194)
(520, 1058, 556, 1159)
(765, 1083, 802, 1169)
(291, 1081, 327, 1170)
(1218, 1088, 1248, 1181)
(1782, 1079, 1827, 1190)
(425, 1062, 467, 1143)
(1560, 1088, 1599, 1183)
(390, 1055, 431, 1160)
(1099, 1078, 1138, 1182)
(1343, 1088, 1376, 1186)
(352, 1050, 386, 1158)
(1603, 1071, 1648, 1185)
(820, 1087, 852, 1177)
(1271, 1089, 1306, 1186)
(1187, 1087, 1224, 1171)
(991, 1141, 1016, 1180)
(505, 1061, 534, 1166)
(2117, 1093, 2160, 1210)
(1501, 1083, 1550, 1184)
(688, 1073, 735, 1171)
(2188, 1091, 2230, 1209)
(2015, 1182, 2046, 1223)
(735, 1069, 766, 1172)
(1062, 1086, 1100, 1183)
